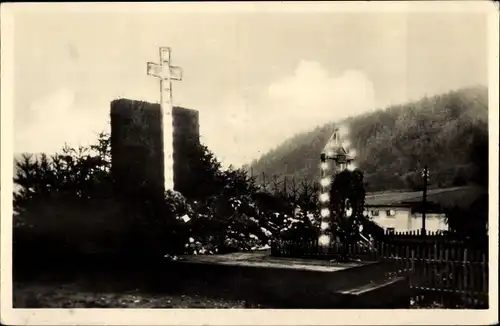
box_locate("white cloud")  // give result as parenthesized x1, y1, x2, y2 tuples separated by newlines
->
(200, 61, 379, 167)
(15, 88, 108, 155)
(268, 60, 377, 128)
(260, 61, 377, 158)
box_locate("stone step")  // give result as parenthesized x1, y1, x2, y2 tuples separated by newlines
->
(337, 276, 412, 308)
(329, 259, 400, 293)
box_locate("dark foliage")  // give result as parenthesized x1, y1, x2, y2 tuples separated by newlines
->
(327, 169, 371, 260)
(444, 194, 488, 247)
(329, 169, 366, 244)
(14, 132, 113, 216)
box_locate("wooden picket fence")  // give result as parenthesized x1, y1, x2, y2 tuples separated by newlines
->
(271, 237, 489, 308)
(374, 240, 488, 308)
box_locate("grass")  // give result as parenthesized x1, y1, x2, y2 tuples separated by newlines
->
(14, 282, 483, 309)
(14, 281, 266, 308)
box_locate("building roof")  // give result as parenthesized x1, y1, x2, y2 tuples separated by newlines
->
(321, 128, 355, 161)
(365, 186, 485, 211)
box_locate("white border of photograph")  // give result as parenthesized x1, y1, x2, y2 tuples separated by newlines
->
(1, 1, 498, 325)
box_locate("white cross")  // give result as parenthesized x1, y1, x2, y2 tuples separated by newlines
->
(147, 47, 183, 108)
(147, 47, 183, 191)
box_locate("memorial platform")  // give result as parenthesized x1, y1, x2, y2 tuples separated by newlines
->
(164, 250, 412, 308)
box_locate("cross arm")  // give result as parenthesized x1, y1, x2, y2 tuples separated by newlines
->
(147, 62, 183, 81)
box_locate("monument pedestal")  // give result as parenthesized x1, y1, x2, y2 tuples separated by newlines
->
(110, 99, 200, 200)
(162, 251, 412, 308)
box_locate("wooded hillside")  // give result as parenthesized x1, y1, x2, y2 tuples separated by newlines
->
(247, 86, 488, 192)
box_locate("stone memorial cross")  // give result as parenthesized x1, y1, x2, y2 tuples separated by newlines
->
(147, 46, 183, 190)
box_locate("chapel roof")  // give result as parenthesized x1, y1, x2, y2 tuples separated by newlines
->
(321, 127, 355, 161)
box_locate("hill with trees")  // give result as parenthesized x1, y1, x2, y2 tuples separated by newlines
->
(246, 86, 488, 192)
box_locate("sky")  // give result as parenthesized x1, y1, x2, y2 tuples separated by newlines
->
(11, 5, 489, 167)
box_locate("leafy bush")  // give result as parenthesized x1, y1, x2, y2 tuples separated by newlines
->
(165, 177, 321, 255)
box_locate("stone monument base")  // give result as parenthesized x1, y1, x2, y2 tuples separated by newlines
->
(163, 251, 412, 308)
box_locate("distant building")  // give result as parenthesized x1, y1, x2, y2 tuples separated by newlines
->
(365, 202, 447, 234)
(363, 186, 482, 233)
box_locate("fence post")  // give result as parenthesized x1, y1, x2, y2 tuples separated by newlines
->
(432, 242, 438, 297)
(481, 252, 487, 306)
(272, 174, 278, 194)
(423, 243, 428, 291)
(405, 245, 410, 276)
(410, 248, 415, 294)
(381, 241, 385, 260)
(392, 242, 397, 276)
(444, 247, 450, 306)
(451, 247, 458, 300)
(470, 249, 476, 300)
(463, 248, 468, 305)
(438, 241, 444, 306)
